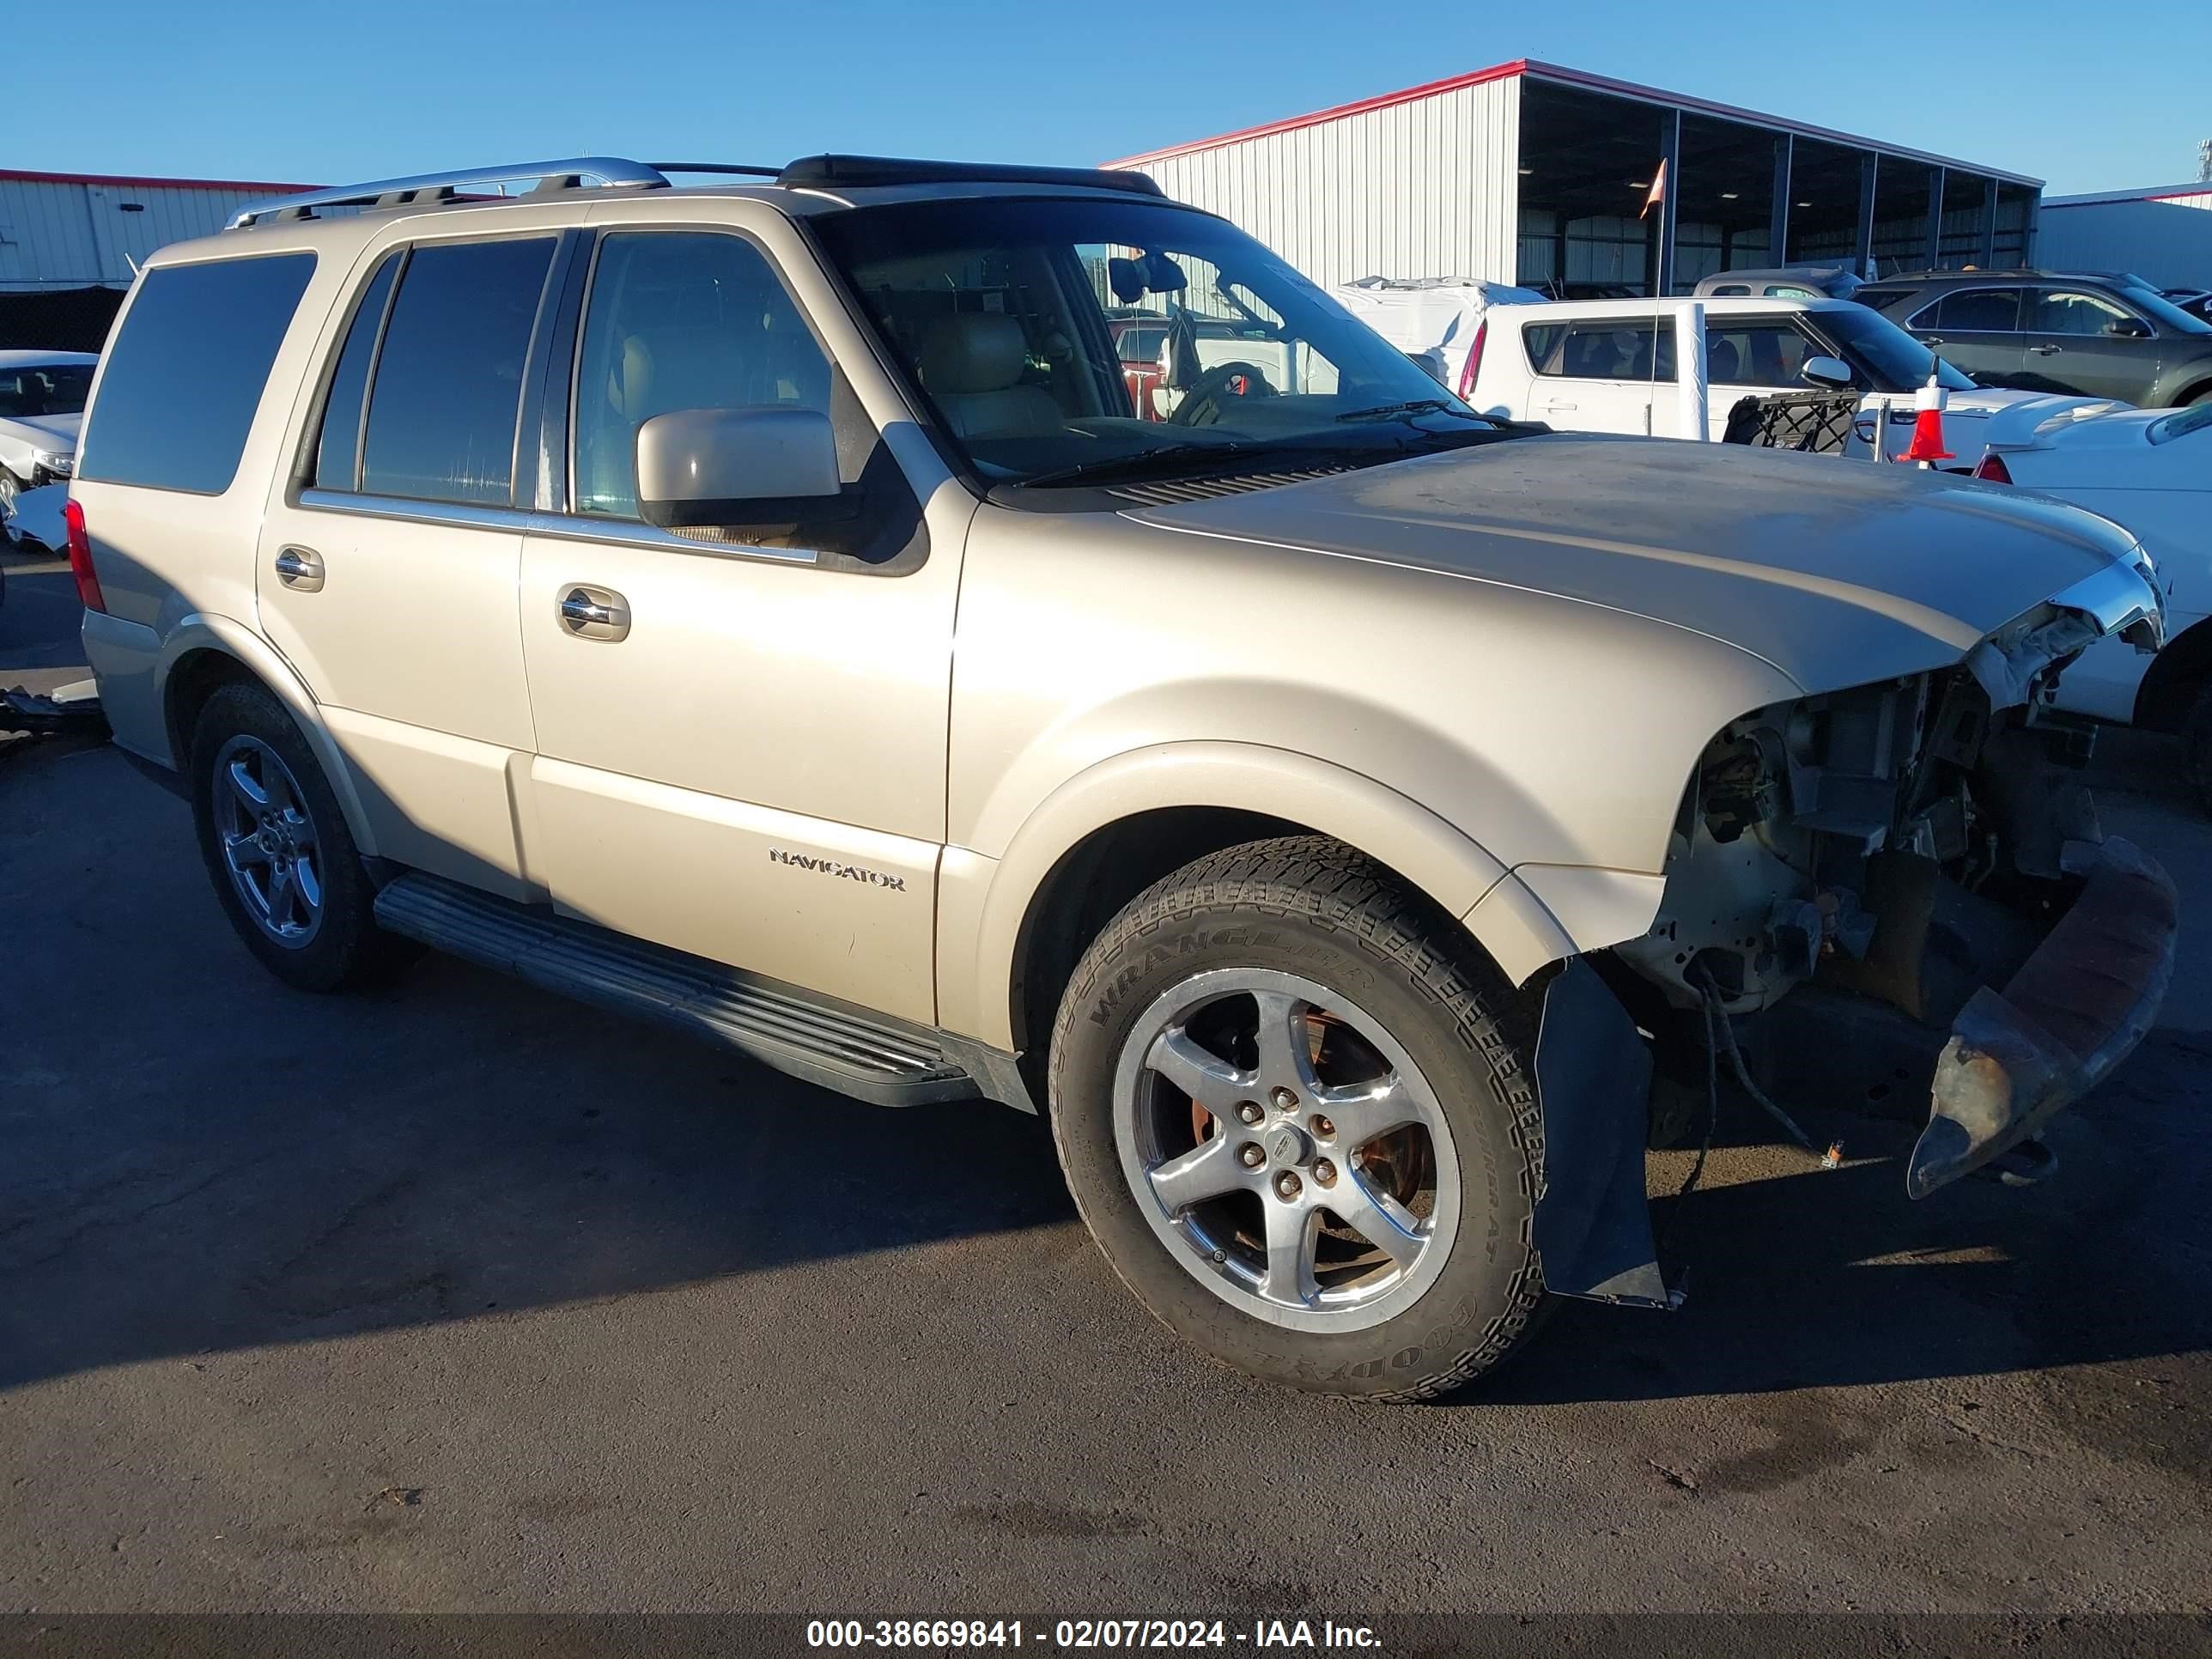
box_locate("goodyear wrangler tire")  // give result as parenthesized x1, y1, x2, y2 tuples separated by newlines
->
(1048, 836, 1548, 1400)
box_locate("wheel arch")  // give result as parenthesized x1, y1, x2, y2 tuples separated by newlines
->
(2132, 613, 2212, 732)
(935, 741, 1584, 1066)
(158, 617, 381, 857)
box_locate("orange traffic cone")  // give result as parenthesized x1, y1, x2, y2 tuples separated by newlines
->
(1895, 358, 1954, 466)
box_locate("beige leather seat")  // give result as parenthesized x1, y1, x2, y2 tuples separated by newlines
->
(917, 314, 1064, 440)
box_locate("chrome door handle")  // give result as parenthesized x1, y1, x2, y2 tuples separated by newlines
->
(559, 585, 630, 641)
(2028, 344, 2064, 356)
(273, 546, 325, 592)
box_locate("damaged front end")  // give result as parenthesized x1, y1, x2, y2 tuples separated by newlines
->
(1532, 551, 2174, 1306)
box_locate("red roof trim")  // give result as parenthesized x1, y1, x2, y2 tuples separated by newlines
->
(1102, 57, 2039, 189)
(1103, 59, 1529, 167)
(0, 167, 319, 193)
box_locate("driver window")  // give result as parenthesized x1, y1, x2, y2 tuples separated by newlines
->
(2032, 290, 2135, 337)
(572, 230, 832, 520)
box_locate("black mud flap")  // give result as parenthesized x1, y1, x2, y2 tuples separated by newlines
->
(1531, 960, 1674, 1309)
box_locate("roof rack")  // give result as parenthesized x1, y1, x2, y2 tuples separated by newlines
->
(224, 157, 672, 229)
(222, 151, 1165, 231)
(775, 155, 1164, 198)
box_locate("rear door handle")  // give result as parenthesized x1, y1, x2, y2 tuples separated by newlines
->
(2028, 344, 2064, 356)
(559, 585, 630, 642)
(272, 545, 324, 592)
(1541, 402, 1579, 412)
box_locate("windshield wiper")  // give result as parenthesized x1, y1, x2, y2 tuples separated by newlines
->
(1335, 398, 1504, 425)
(1018, 440, 1329, 489)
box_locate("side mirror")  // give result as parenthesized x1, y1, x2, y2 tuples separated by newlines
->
(1799, 355, 1855, 390)
(1407, 348, 1449, 386)
(635, 406, 850, 530)
(2103, 318, 2151, 339)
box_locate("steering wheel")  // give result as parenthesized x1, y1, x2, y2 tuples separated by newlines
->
(1168, 360, 1279, 426)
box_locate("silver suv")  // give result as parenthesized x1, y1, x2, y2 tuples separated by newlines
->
(70, 155, 2176, 1398)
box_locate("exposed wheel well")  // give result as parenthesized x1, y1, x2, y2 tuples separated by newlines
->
(999, 805, 1476, 1103)
(2133, 615, 2212, 732)
(163, 648, 263, 775)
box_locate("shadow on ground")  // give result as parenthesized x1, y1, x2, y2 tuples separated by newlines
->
(3, 730, 2208, 1410)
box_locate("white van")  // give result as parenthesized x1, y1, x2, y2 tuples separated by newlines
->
(1467, 295, 2087, 459)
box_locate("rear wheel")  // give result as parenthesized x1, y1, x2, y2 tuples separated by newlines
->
(1048, 837, 1547, 1400)
(189, 681, 404, 992)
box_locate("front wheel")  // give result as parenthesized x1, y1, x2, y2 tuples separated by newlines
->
(1048, 837, 1547, 1400)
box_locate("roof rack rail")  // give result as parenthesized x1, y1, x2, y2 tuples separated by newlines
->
(775, 155, 1164, 198)
(647, 161, 783, 179)
(224, 157, 671, 229)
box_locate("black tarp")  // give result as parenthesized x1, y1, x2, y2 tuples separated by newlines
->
(0, 286, 127, 353)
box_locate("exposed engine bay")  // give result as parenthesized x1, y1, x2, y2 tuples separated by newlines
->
(1618, 599, 2125, 1023)
(1530, 592, 2177, 1309)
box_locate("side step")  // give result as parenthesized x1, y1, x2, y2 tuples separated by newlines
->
(373, 872, 1023, 1109)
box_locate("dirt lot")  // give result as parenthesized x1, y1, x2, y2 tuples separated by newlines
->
(3, 538, 2209, 1620)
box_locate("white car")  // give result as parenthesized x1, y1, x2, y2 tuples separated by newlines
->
(1468, 296, 2096, 459)
(0, 350, 97, 513)
(1331, 276, 1549, 396)
(1972, 399, 2212, 802)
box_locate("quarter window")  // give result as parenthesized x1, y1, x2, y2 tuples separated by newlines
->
(572, 231, 834, 520)
(357, 237, 556, 505)
(76, 252, 317, 495)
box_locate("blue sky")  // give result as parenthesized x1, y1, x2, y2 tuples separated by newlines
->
(27, 1, 2209, 197)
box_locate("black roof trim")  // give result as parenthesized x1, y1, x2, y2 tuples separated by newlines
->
(776, 154, 1164, 198)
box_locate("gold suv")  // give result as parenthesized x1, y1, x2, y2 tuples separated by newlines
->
(70, 156, 2175, 1397)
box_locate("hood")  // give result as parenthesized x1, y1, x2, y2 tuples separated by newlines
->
(2, 411, 80, 448)
(1126, 434, 2143, 693)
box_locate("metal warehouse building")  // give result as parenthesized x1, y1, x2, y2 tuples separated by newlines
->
(1107, 59, 2041, 297)
(0, 169, 313, 349)
(2037, 182, 2212, 292)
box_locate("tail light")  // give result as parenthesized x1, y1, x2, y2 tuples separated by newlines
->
(63, 498, 106, 613)
(1455, 319, 1488, 401)
(1973, 453, 2014, 484)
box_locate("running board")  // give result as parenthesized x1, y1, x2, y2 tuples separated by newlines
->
(372, 872, 1031, 1110)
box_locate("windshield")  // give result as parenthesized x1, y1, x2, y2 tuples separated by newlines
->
(814, 198, 1497, 487)
(1813, 305, 1978, 392)
(2125, 288, 2212, 336)
(0, 362, 94, 420)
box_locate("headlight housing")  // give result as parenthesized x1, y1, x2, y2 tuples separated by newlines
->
(33, 449, 75, 477)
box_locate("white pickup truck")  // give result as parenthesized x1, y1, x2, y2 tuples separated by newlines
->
(1468, 296, 2095, 459)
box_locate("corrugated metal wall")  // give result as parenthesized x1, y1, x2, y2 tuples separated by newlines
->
(1116, 76, 1521, 289)
(0, 179, 258, 291)
(2038, 194, 2212, 291)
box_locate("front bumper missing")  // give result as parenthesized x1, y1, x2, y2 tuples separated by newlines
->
(1909, 836, 2178, 1199)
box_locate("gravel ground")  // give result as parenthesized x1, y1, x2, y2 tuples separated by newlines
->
(3, 548, 2207, 1623)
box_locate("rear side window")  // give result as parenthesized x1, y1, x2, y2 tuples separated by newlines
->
(1528, 319, 1677, 382)
(357, 237, 556, 505)
(312, 252, 402, 490)
(1915, 289, 2022, 332)
(77, 252, 316, 494)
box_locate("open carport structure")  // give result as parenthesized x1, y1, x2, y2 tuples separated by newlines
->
(1106, 60, 2041, 296)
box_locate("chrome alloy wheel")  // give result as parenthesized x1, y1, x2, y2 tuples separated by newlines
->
(1113, 968, 1460, 1333)
(210, 734, 325, 948)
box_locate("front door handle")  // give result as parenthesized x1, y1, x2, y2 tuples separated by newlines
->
(559, 585, 630, 642)
(2028, 344, 2064, 356)
(273, 545, 325, 592)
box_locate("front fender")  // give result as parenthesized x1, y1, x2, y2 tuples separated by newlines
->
(938, 739, 1547, 1052)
